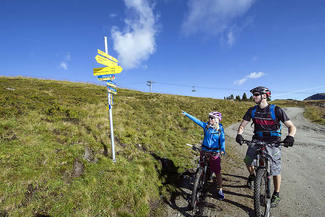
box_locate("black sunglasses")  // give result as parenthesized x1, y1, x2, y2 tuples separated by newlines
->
(253, 93, 260, 96)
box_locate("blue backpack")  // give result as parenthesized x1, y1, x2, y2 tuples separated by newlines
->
(251, 104, 281, 137)
(251, 104, 276, 120)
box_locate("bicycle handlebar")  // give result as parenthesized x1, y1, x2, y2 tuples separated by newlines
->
(186, 144, 225, 155)
(242, 139, 286, 147)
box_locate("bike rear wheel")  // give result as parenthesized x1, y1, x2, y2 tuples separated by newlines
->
(191, 167, 204, 210)
(254, 168, 271, 217)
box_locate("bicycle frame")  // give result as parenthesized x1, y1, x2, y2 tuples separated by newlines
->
(255, 143, 272, 199)
(199, 151, 222, 181)
(243, 140, 283, 217)
(191, 149, 220, 211)
(199, 151, 214, 181)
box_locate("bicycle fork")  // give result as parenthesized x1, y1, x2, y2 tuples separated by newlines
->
(257, 154, 271, 197)
(266, 174, 271, 199)
(265, 161, 272, 199)
(202, 165, 209, 191)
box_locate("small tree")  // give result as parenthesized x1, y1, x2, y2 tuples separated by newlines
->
(236, 95, 241, 101)
(242, 92, 247, 101)
(230, 94, 234, 100)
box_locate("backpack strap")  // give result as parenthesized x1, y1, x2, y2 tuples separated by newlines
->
(269, 104, 276, 121)
(251, 105, 258, 119)
(252, 105, 276, 121)
(219, 130, 221, 149)
(270, 104, 282, 133)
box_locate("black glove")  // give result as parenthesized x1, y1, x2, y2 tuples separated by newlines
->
(283, 135, 294, 147)
(236, 134, 244, 145)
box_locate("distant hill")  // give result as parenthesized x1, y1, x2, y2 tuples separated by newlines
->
(304, 93, 325, 100)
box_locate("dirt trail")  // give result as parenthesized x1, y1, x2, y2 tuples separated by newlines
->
(163, 107, 325, 217)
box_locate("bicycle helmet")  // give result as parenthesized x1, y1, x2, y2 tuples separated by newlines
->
(209, 111, 222, 121)
(250, 86, 271, 98)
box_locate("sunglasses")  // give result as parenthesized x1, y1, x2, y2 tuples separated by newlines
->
(209, 116, 215, 120)
(253, 93, 260, 96)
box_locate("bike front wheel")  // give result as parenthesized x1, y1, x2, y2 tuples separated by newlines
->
(254, 168, 271, 217)
(191, 167, 204, 210)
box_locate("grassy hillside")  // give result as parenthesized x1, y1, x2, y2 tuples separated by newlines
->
(273, 99, 325, 125)
(303, 103, 325, 125)
(0, 77, 253, 216)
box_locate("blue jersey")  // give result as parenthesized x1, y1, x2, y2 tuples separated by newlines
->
(184, 112, 225, 152)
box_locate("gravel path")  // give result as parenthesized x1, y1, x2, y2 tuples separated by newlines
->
(163, 107, 325, 217)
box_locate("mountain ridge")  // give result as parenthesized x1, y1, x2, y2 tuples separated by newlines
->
(304, 93, 325, 100)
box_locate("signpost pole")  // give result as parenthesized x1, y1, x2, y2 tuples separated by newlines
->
(104, 36, 116, 163)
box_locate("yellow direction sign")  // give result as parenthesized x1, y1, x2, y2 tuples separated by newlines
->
(95, 55, 118, 67)
(106, 82, 117, 88)
(107, 89, 117, 94)
(98, 49, 118, 63)
(93, 66, 123, 76)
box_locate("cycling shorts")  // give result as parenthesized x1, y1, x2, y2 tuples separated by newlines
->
(244, 143, 282, 176)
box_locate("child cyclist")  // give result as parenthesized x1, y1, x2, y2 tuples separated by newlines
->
(182, 110, 225, 200)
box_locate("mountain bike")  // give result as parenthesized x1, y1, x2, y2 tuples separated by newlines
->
(242, 140, 286, 217)
(190, 147, 221, 211)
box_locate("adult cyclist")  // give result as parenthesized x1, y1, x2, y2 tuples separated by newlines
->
(235, 86, 296, 208)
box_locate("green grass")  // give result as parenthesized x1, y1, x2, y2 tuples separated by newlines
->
(0, 76, 253, 216)
(304, 105, 325, 125)
(273, 99, 325, 125)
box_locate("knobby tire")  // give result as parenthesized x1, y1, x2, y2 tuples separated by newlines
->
(191, 167, 204, 210)
(254, 168, 270, 217)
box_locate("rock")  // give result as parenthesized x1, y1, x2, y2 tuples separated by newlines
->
(72, 158, 84, 178)
(83, 146, 96, 162)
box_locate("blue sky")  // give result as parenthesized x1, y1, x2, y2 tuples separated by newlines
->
(1, 0, 324, 100)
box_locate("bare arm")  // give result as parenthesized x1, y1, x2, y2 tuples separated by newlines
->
(237, 120, 250, 135)
(284, 120, 296, 137)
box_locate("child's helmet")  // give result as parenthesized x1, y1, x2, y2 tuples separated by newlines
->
(209, 111, 222, 121)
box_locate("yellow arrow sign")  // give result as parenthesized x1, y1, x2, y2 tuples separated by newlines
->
(93, 66, 123, 76)
(95, 55, 118, 67)
(106, 82, 117, 88)
(107, 89, 117, 94)
(98, 49, 118, 63)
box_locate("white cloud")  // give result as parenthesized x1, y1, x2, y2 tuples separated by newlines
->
(234, 72, 265, 85)
(59, 52, 71, 70)
(60, 62, 68, 70)
(111, 0, 157, 69)
(248, 72, 264, 79)
(182, 0, 255, 44)
(235, 78, 247, 85)
(110, 13, 117, 18)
